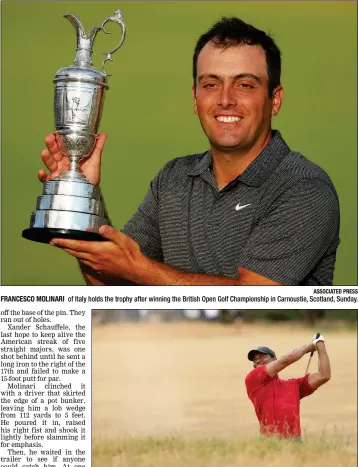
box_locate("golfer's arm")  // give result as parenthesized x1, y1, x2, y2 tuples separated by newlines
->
(127, 257, 281, 285)
(266, 344, 312, 377)
(308, 342, 331, 389)
(77, 244, 281, 286)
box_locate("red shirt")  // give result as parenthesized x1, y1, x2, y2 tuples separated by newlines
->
(245, 365, 316, 437)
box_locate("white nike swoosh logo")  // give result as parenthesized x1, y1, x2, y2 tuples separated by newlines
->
(235, 203, 251, 211)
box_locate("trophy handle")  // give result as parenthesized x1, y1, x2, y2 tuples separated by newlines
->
(99, 9, 126, 76)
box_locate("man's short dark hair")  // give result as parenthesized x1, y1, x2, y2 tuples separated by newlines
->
(193, 17, 282, 98)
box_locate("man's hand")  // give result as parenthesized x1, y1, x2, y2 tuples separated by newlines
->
(307, 333, 325, 354)
(312, 333, 325, 348)
(38, 132, 107, 185)
(50, 226, 145, 283)
(307, 342, 316, 354)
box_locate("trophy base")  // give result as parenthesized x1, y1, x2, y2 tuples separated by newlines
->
(22, 227, 106, 244)
(23, 178, 110, 244)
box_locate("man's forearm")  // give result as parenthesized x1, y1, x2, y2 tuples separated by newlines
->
(316, 342, 331, 380)
(79, 262, 135, 286)
(280, 344, 312, 365)
(265, 343, 313, 377)
(72, 236, 279, 286)
(80, 260, 236, 286)
(81, 256, 276, 286)
(132, 254, 281, 285)
(80, 262, 104, 285)
(132, 257, 240, 285)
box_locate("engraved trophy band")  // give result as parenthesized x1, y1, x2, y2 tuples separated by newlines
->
(22, 10, 126, 244)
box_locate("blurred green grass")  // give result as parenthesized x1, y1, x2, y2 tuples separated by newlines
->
(92, 432, 357, 467)
(2, 1, 356, 285)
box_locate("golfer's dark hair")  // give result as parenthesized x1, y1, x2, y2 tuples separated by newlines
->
(193, 17, 281, 98)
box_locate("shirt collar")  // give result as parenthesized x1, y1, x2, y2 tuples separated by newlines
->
(188, 150, 213, 176)
(188, 130, 291, 188)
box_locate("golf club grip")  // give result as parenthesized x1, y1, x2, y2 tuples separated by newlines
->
(310, 332, 321, 357)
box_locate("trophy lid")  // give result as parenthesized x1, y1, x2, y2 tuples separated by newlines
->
(53, 11, 126, 87)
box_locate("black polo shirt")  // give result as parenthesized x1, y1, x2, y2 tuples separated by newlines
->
(122, 131, 340, 285)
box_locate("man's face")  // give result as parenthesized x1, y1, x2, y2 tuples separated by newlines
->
(252, 352, 275, 368)
(192, 42, 283, 153)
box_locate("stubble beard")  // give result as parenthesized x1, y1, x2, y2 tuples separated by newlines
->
(208, 133, 250, 155)
(203, 119, 256, 156)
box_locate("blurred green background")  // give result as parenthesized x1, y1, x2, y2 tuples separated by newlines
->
(2, 1, 357, 285)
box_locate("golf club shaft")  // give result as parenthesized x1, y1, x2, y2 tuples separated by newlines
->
(305, 352, 313, 375)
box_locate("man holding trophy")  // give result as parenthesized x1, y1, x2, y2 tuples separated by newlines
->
(26, 14, 340, 286)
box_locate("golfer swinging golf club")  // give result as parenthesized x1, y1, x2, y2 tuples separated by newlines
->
(245, 333, 331, 438)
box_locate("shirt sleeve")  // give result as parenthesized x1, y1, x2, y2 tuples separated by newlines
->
(295, 374, 316, 399)
(121, 172, 163, 262)
(239, 179, 340, 285)
(245, 365, 273, 398)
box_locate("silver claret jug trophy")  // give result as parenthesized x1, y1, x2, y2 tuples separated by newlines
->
(22, 10, 126, 243)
